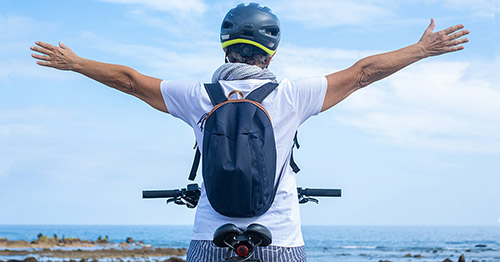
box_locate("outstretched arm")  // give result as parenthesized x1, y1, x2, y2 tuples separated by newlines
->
(321, 19, 469, 112)
(31, 41, 168, 113)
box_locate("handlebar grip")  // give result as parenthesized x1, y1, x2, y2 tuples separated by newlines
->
(142, 189, 181, 199)
(299, 188, 341, 197)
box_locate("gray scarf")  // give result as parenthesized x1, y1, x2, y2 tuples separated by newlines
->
(211, 63, 277, 83)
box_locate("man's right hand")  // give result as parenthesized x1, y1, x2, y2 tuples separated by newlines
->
(30, 41, 167, 113)
(31, 41, 81, 71)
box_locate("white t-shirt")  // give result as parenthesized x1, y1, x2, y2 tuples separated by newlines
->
(161, 77, 327, 247)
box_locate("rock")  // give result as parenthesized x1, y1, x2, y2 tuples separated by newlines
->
(413, 254, 423, 258)
(126, 237, 135, 244)
(24, 257, 37, 262)
(404, 253, 412, 257)
(458, 254, 465, 262)
(465, 249, 471, 252)
(474, 244, 486, 248)
(163, 258, 185, 262)
(443, 259, 453, 262)
(472, 260, 479, 262)
(378, 260, 391, 262)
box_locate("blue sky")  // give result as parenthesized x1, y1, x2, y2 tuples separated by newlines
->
(1, 0, 499, 226)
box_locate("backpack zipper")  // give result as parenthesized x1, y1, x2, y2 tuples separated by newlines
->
(197, 112, 208, 131)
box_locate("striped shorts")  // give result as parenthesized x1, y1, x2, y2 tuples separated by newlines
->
(186, 240, 307, 262)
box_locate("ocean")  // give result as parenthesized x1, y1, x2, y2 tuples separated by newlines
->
(1, 225, 499, 262)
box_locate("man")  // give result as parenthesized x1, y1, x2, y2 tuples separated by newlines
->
(31, 3, 469, 262)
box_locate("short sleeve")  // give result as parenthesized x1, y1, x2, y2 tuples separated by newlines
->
(160, 80, 210, 127)
(289, 77, 328, 124)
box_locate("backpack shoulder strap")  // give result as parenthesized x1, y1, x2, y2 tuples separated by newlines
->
(204, 82, 227, 106)
(189, 146, 201, 181)
(189, 82, 227, 181)
(246, 82, 279, 103)
(290, 131, 300, 173)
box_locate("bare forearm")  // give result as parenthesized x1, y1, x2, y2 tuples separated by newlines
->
(31, 41, 166, 112)
(355, 43, 426, 88)
(72, 58, 165, 111)
(322, 20, 469, 112)
(73, 58, 139, 96)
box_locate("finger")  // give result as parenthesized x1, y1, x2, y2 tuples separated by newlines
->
(30, 45, 52, 55)
(450, 38, 469, 46)
(31, 53, 51, 61)
(36, 61, 53, 67)
(448, 29, 470, 40)
(442, 24, 465, 35)
(446, 45, 465, 53)
(35, 41, 58, 51)
(59, 41, 69, 49)
(426, 18, 436, 33)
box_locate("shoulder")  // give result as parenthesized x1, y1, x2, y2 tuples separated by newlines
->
(288, 76, 327, 90)
(278, 77, 327, 100)
(160, 80, 210, 120)
(160, 80, 204, 95)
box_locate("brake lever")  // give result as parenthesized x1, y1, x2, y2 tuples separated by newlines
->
(299, 197, 319, 204)
(183, 196, 198, 209)
(166, 196, 198, 208)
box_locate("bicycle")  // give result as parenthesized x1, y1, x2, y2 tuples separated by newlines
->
(143, 184, 341, 261)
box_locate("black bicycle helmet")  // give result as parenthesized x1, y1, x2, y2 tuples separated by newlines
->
(220, 3, 281, 56)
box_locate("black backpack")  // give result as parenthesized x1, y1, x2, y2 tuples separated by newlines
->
(189, 82, 299, 217)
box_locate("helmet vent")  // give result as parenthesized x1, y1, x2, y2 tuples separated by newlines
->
(222, 21, 233, 29)
(260, 28, 279, 37)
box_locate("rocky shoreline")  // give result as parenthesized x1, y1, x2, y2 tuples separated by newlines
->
(0, 234, 186, 262)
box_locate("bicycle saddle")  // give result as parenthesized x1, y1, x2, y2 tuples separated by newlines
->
(213, 223, 243, 247)
(245, 223, 272, 246)
(213, 223, 273, 261)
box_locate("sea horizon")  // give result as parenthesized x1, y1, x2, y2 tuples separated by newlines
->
(2, 224, 499, 261)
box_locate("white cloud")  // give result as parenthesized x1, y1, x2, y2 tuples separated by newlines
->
(269, 40, 500, 154)
(333, 59, 500, 152)
(271, 0, 393, 28)
(0, 124, 43, 137)
(443, 0, 500, 19)
(1, 59, 79, 81)
(80, 31, 222, 80)
(272, 44, 380, 79)
(99, 0, 207, 14)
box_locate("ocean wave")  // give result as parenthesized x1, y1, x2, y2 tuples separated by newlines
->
(333, 246, 378, 250)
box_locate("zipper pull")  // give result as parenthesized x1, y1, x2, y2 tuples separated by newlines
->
(197, 113, 208, 131)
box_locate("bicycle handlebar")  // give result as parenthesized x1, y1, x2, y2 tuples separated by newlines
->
(142, 184, 341, 200)
(296, 188, 341, 197)
(142, 189, 181, 199)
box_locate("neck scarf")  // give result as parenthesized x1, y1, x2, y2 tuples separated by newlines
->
(211, 63, 277, 83)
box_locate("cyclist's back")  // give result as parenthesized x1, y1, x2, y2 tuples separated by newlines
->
(161, 76, 326, 253)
